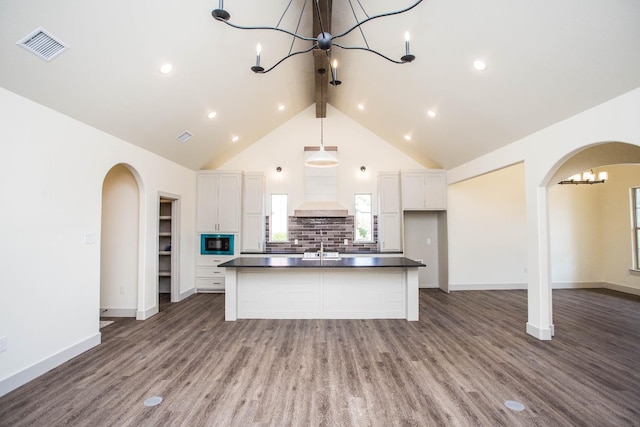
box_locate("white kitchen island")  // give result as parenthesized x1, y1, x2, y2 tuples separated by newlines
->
(219, 257, 425, 321)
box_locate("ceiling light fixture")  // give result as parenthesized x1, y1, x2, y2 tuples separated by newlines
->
(160, 63, 173, 74)
(559, 170, 608, 185)
(207, 111, 217, 119)
(211, 0, 423, 82)
(305, 118, 339, 168)
(427, 110, 437, 118)
(231, 135, 239, 142)
(404, 134, 412, 141)
(473, 59, 487, 71)
(278, 104, 286, 111)
(357, 103, 365, 110)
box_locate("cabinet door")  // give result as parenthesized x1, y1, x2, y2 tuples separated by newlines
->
(379, 173, 400, 214)
(217, 173, 241, 232)
(196, 173, 219, 232)
(424, 173, 447, 209)
(401, 173, 426, 209)
(242, 213, 264, 252)
(378, 172, 402, 252)
(379, 213, 402, 252)
(243, 174, 264, 214)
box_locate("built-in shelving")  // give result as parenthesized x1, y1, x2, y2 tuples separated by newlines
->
(159, 199, 172, 294)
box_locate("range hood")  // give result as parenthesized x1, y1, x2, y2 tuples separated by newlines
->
(294, 201, 348, 217)
(294, 146, 348, 217)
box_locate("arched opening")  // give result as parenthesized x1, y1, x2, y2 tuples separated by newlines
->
(100, 164, 141, 321)
(544, 141, 640, 332)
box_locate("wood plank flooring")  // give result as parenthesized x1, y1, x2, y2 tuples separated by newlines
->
(1, 289, 639, 426)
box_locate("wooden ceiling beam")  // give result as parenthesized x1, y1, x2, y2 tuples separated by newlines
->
(313, 0, 332, 118)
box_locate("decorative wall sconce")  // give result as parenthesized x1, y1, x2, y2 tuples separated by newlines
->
(360, 166, 366, 172)
(276, 166, 282, 173)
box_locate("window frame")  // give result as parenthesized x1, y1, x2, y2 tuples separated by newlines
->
(270, 193, 289, 242)
(354, 193, 373, 242)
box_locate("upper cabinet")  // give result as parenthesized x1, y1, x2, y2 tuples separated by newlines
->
(241, 173, 265, 252)
(401, 170, 447, 210)
(196, 171, 242, 233)
(378, 172, 402, 252)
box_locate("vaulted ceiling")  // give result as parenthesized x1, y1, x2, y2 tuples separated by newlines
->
(1, 0, 639, 170)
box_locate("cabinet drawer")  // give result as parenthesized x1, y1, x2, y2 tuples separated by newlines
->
(196, 277, 225, 292)
(196, 266, 225, 277)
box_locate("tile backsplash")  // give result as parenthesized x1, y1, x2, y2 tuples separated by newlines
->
(265, 216, 378, 253)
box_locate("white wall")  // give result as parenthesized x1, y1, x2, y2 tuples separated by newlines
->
(100, 165, 139, 315)
(447, 88, 640, 339)
(447, 163, 528, 290)
(600, 164, 640, 292)
(0, 87, 197, 396)
(218, 104, 425, 215)
(549, 181, 603, 285)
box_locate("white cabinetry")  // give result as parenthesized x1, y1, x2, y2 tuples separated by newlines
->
(197, 171, 241, 232)
(401, 170, 447, 210)
(242, 173, 265, 252)
(378, 172, 402, 252)
(196, 255, 232, 292)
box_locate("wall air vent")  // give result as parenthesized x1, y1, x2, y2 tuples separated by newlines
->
(17, 27, 68, 62)
(176, 131, 193, 143)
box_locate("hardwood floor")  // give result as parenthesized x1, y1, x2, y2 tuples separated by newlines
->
(1, 289, 639, 426)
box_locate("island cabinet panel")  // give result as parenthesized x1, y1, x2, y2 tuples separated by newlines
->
(378, 172, 402, 252)
(401, 170, 447, 210)
(229, 267, 412, 320)
(196, 171, 241, 233)
(323, 270, 405, 317)
(241, 173, 265, 252)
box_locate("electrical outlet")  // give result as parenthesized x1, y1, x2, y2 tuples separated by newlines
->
(120, 286, 125, 294)
(344, 239, 348, 245)
(0, 336, 7, 352)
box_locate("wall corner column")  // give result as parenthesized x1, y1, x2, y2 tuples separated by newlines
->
(525, 185, 554, 340)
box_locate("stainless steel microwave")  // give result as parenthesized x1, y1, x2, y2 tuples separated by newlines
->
(200, 234, 234, 255)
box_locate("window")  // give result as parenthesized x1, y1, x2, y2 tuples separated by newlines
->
(270, 194, 288, 242)
(633, 188, 640, 269)
(355, 194, 373, 242)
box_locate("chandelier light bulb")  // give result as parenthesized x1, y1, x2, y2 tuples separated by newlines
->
(405, 31, 411, 42)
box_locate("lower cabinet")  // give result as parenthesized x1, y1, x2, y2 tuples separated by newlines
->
(196, 256, 231, 292)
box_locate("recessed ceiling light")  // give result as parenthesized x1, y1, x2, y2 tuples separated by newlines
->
(231, 135, 239, 142)
(278, 104, 285, 111)
(160, 63, 173, 74)
(427, 110, 437, 118)
(357, 103, 365, 110)
(207, 111, 217, 119)
(404, 134, 412, 142)
(473, 59, 487, 71)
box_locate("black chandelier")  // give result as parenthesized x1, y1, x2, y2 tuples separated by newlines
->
(211, 0, 422, 80)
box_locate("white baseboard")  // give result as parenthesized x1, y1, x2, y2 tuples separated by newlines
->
(99, 308, 136, 317)
(0, 333, 101, 398)
(526, 322, 553, 340)
(603, 282, 640, 296)
(552, 281, 603, 289)
(419, 283, 439, 289)
(136, 305, 158, 320)
(178, 287, 196, 301)
(449, 283, 527, 291)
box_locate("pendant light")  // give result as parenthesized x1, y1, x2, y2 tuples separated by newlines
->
(305, 118, 339, 168)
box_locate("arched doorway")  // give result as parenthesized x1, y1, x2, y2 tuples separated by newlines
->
(100, 164, 141, 319)
(543, 141, 640, 332)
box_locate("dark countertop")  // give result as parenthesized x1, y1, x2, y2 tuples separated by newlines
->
(219, 256, 426, 268)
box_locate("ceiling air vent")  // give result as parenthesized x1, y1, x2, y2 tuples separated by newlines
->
(177, 131, 193, 143)
(17, 27, 68, 62)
